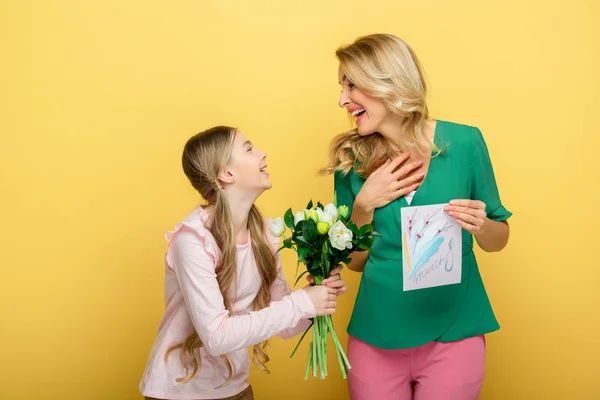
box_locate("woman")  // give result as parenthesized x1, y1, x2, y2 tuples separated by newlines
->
(140, 126, 347, 400)
(325, 34, 512, 399)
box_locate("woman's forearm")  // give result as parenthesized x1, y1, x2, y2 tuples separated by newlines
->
(346, 193, 375, 272)
(475, 219, 510, 252)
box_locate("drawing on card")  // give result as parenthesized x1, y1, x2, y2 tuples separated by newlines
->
(401, 203, 462, 291)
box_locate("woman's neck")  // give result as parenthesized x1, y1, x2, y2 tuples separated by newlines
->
(379, 118, 436, 156)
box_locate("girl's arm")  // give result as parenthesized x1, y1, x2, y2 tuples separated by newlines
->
(269, 254, 313, 339)
(172, 228, 317, 357)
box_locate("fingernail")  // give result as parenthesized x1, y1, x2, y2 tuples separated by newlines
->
(417, 160, 423, 165)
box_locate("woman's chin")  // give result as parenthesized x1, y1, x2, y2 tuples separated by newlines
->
(357, 126, 375, 136)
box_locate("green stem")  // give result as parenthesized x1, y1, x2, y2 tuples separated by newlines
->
(333, 334, 347, 379)
(315, 317, 321, 378)
(324, 316, 346, 379)
(322, 316, 329, 377)
(304, 342, 313, 380)
(326, 316, 352, 372)
(312, 326, 317, 377)
(321, 318, 327, 378)
(319, 317, 324, 379)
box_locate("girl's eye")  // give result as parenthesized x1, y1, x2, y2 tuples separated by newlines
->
(247, 146, 253, 152)
(348, 82, 355, 89)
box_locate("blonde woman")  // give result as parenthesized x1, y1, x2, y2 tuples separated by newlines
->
(325, 34, 512, 399)
(140, 126, 347, 400)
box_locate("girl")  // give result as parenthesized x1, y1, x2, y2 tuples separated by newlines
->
(140, 126, 347, 400)
(325, 34, 512, 399)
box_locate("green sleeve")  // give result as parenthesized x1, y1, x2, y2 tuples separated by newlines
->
(470, 127, 512, 221)
(334, 170, 356, 216)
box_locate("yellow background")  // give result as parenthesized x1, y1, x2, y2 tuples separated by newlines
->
(1, 1, 599, 399)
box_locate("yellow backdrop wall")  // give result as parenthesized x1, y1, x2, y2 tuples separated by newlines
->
(1, 1, 598, 399)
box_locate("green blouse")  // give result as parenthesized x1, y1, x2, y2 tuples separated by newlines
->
(334, 120, 512, 349)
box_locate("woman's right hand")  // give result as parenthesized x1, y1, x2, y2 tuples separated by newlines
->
(355, 153, 424, 212)
(301, 285, 338, 316)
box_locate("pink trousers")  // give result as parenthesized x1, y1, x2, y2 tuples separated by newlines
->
(347, 335, 486, 400)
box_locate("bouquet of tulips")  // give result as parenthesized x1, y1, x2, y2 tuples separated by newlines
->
(269, 196, 379, 380)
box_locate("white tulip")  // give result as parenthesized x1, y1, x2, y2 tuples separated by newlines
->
(293, 211, 305, 226)
(269, 217, 285, 237)
(315, 208, 324, 221)
(305, 208, 319, 223)
(337, 205, 349, 219)
(319, 211, 334, 226)
(324, 203, 339, 221)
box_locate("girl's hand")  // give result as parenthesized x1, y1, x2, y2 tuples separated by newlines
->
(307, 265, 348, 296)
(301, 285, 337, 316)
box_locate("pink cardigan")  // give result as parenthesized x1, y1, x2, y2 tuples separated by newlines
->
(140, 207, 314, 399)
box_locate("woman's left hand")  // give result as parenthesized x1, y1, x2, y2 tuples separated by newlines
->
(444, 200, 488, 235)
(307, 265, 348, 296)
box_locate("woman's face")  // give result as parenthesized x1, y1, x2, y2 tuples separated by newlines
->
(338, 65, 391, 137)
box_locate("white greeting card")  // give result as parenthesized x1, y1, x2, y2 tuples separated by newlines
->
(401, 203, 462, 291)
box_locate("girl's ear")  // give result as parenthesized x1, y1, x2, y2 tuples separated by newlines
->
(218, 168, 235, 185)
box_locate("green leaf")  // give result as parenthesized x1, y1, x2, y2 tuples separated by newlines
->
(297, 246, 309, 262)
(284, 208, 295, 229)
(333, 191, 338, 207)
(358, 222, 375, 237)
(306, 200, 313, 209)
(293, 270, 310, 287)
(290, 321, 313, 358)
(342, 257, 352, 264)
(358, 237, 373, 249)
(317, 201, 324, 210)
(293, 235, 311, 246)
(283, 237, 293, 248)
(347, 221, 359, 235)
(303, 219, 318, 242)
(307, 259, 322, 276)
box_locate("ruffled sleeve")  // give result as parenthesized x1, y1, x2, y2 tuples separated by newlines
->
(164, 211, 219, 271)
(470, 127, 512, 222)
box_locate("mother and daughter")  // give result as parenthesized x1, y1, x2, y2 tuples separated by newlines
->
(140, 33, 511, 400)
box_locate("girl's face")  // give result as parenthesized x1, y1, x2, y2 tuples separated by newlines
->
(224, 132, 271, 194)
